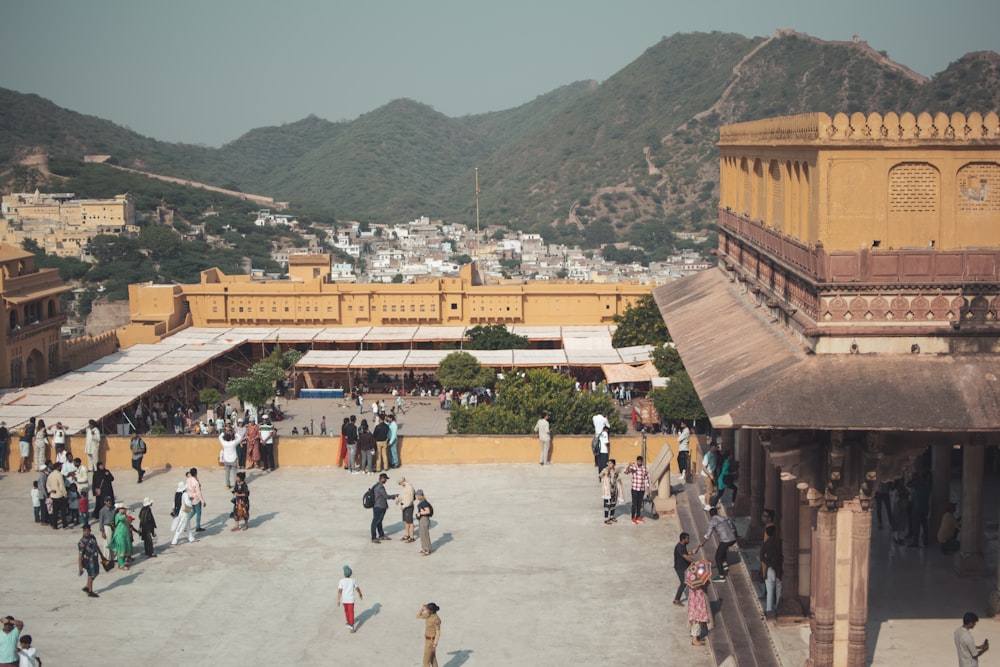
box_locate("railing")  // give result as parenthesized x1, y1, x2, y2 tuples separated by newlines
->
(8, 314, 67, 342)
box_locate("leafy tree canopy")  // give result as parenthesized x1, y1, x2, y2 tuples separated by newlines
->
(611, 294, 670, 347)
(436, 351, 495, 392)
(447, 368, 626, 435)
(650, 371, 706, 422)
(651, 344, 684, 378)
(464, 324, 528, 350)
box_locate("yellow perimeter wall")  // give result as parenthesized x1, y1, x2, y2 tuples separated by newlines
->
(70, 434, 698, 470)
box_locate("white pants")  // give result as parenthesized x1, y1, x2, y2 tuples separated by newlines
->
(172, 512, 195, 544)
(765, 567, 782, 613)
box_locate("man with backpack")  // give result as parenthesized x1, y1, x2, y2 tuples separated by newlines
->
(697, 506, 739, 582)
(368, 473, 397, 544)
(129, 433, 147, 483)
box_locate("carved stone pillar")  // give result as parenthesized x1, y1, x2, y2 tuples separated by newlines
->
(930, 443, 951, 545)
(778, 474, 803, 616)
(808, 506, 836, 667)
(746, 431, 767, 544)
(846, 500, 872, 667)
(955, 444, 985, 576)
(798, 490, 812, 609)
(734, 428, 753, 516)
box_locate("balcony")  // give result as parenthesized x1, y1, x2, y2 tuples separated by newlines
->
(8, 313, 68, 342)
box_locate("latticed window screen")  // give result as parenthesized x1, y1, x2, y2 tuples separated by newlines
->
(889, 163, 938, 213)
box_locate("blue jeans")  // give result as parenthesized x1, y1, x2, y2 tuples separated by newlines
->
(361, 450, 374, 473)
(389, 442, 399, 467)
(347, 444, 357, 472)
(765, 567, 783, 613)
(193, 502, 203, 530)
(371, 506, 387, 539)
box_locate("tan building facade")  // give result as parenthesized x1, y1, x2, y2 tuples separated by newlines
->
(120, 261, 651, 346)
(655, 111, 1000, 667)
(1, 191, 135, 258)
(0, 244, 71, 386)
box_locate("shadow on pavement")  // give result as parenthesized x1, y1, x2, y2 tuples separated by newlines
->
(355, 601, 382, 630)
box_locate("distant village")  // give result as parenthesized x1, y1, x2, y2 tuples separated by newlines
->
(0, 190, 712, 286)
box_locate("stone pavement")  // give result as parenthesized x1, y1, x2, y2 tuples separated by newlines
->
(1, 462, 714, 667)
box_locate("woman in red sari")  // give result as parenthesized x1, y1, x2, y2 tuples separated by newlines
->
(244, 419, 262, 469)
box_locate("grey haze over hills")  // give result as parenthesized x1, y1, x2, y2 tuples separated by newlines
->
(1, 31, 998, 253)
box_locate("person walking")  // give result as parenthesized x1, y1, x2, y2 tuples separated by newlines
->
(956, 611, 989, 666)
(129, 432, 147, 484)
(84, 419, 101, 470)
(673, 532, 697, 606)
(77, 524, 103, 598)
(417, 603, 441, 667)
(677, 421, 691, 483)
(138, 497, 157, 558)
(760, 524, 783, 617)
(624, 456, 651, 525)
(219, 428, 239, 489)
(186, 468, 206, 532)
(230, 472, 250, 531)
(370, 473, 397, 543)
(397, 477, 416, 542)
(600, 459, 623, 524)
(337, 565, 363, 633)
(688, 581, 711, 646)
(697, 507, 739, 582)
(534, 412, 552, 465)
(416, 489, 434, 555)
(170, 488, 197, 545)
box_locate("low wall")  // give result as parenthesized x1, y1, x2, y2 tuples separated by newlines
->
(79, 434, 700, 470)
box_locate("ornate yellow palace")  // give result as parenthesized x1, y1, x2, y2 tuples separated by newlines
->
(119, 260, 652, 346)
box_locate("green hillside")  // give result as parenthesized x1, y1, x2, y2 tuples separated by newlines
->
(2, 30, 998, 262)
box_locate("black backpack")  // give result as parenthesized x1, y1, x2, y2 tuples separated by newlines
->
(591, 434, 601, 456)
(362, 485, 376, 509)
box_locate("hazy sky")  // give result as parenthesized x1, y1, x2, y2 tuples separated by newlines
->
(1, 0, 997, 147)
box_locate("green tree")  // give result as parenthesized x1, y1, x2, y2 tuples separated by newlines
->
(651, 344, 684, 377)
(199, 387, 221, 408)
(611, 294, 670, 347)
(436, 352, 494, 392)
(138, 223, 182, 259)
(464, 324, 529, 350)
(450, 254, 473, 265)
(391, 273, 404, 283)
(447, 368, 625, 435)
(650, 371, 706, 422)
(225, 358, 288, 409)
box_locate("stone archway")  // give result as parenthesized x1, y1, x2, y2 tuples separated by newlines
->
(25, 348, 46, 386)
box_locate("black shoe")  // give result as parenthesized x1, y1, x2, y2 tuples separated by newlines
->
(196, 527, 206, 532)
(88, 591, 99, 598)
(371, 539, 381, 544)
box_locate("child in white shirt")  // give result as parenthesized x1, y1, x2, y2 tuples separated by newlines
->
(31, 482, 40, 523)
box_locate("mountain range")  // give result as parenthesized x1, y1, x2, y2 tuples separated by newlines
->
(2, 30, 998, 258)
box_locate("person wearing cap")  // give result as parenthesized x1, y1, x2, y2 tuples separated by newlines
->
(337, 565, 363, 632)
(370, 473, 397, 544)
(396, 477, 416, 542)
(417, 603, 441, 667)
(415, 489, 434, 556)
(259, 416, 276, 471)
(139, 497, 157, 557)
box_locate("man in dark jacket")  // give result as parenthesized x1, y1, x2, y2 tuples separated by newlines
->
(373, 416, 390, 473)
(370, 473, 397, 544)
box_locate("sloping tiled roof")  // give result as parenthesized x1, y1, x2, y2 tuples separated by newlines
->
(653, 268, 1000, 431)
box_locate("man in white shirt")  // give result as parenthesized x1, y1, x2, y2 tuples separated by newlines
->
(955, 611, 989, 666)
(259, 417, 276, 471)
(534, 413, 552, 466)
(677, 422, 692, 484)
(592, 412, 611, 435)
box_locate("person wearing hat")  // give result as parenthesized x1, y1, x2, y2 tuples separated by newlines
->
(415, 489, 434, 556)
(337, 566, 363, 633)
(139, 497, 157, 557)
(396, 477, 416, 543)
(370, 473, 397, 544)
(417, 603, 441, 667)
